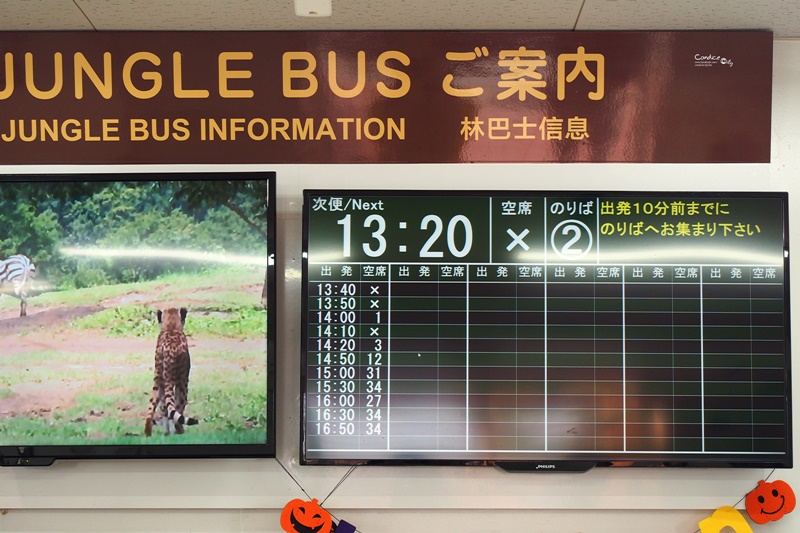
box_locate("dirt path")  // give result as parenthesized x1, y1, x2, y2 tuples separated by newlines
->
(0, 285, 264, 423)
(0, 270, 266, 423)
(2, 327, 265, 418)
(0, 305, 104, 336)
(1, 324, 263, 420)
(0, 303, 148, 418)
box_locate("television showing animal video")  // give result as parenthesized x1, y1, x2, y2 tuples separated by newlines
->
(0, 172, 276, 465)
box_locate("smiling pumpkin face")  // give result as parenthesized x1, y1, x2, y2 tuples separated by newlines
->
(280, 498, 333, 533)
(745, 479, 796, 525)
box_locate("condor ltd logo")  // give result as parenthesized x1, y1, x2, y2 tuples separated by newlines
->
(694, 53, 734, 68)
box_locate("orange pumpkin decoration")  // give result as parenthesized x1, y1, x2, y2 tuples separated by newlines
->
(280, 498, 333, 533)
(745, 479, 796, 525)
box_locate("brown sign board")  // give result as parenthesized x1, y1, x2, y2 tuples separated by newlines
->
(0, 31, 772, 164)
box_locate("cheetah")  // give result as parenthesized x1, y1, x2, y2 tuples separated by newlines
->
(144, 307, 198, 436)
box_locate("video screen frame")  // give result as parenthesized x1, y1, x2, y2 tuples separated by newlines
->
(0, 171, 276, 464)
(300, 189, 792, 469)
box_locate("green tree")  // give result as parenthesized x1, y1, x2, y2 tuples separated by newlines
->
(166, 179, 270, 306)
(0, 177, 270, 295)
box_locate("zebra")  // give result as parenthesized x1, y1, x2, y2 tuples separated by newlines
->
(0, 254, 36, 317)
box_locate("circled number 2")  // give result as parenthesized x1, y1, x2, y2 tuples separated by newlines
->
(550, 219, 593, 259)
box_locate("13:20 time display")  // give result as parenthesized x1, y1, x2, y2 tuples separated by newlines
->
(336, 213, 475, 259)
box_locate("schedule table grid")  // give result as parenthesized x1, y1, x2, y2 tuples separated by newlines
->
(305, 261, 785, 455)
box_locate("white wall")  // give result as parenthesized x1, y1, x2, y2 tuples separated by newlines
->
(0, 39, 798, 533)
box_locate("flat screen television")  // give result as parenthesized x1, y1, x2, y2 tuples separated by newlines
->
(0, 171, 276, 465)
(301, 190, 791, 469)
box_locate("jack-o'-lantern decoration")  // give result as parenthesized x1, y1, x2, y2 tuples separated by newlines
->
(281, 498, 333, 533)
(745, 479, 796, 525)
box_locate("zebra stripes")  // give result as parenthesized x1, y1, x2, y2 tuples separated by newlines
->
(0, 254, 36, 317)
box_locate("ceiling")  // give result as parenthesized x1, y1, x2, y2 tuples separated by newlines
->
(0, 0, 798, 37)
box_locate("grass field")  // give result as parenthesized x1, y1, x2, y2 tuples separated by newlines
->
(0, 266, 269, 447)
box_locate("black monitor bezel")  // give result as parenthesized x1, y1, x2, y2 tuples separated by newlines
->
(0, 171, 277, 465)
(300, 189, 792, 469)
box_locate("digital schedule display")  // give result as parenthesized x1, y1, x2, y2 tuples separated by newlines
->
(301, 191, 791, 468)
